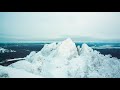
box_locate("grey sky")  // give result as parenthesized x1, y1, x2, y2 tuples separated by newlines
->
(0, 12, 120, 42)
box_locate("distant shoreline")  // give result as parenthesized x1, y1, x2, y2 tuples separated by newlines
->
(0, 41, 120, 43)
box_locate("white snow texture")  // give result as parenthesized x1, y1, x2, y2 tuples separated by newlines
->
(0, 38, 120, 78)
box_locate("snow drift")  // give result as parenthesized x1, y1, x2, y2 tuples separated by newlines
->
(0, 38, 120, 78)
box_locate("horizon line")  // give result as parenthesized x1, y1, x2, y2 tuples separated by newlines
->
(0, 40, 120, 43)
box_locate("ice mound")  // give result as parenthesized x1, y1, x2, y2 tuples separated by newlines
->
(56, 38, 78, 59)
(26, 51, 37, 62)
(1, 38, 120, 78)
(40, 38, 78, 59)
(40, 42, 58, 57)
(79, 44, 93, 55)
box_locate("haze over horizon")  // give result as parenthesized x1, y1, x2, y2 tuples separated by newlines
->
(0, 12, 120, 42)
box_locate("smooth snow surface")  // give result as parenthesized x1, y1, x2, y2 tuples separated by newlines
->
(0, 66, 43, 78)
(0, 38, 120, 78)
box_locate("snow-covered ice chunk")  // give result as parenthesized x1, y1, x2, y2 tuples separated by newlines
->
(1, 38, 120, 78)
(26, 51, 37, 62)
(56, 38, 78, 59)
(80, 43, 93, 55)
(40, 42, 58, 57)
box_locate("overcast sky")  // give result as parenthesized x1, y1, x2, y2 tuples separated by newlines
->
(0, 12, 120, 42)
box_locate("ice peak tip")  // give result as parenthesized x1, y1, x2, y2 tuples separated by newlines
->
(64, 38, 73, 42)
(81, 43, 89, 49)
(82, 43, 89, 47)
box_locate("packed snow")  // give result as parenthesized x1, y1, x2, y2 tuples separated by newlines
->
(0, 65, 44, 78)
(0, 38, 120, 78)
(0, 47, 16, 53)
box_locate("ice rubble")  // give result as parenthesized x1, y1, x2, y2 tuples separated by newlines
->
(0, 38, 120, 78)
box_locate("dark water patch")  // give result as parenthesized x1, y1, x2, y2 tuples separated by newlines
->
(0, 43, 45, 62)
(94, 49, 120, 59)
(1, 43, 44, 52)
(0, 60, 21, 66)
(0, 51, 30, 62)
